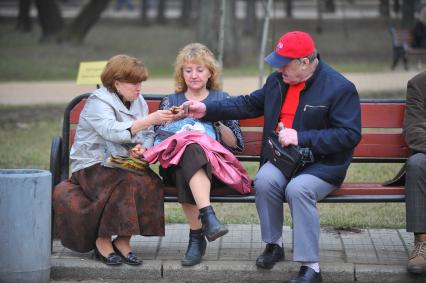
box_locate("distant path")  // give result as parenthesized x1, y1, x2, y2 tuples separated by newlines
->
(0, 71, 418, 105)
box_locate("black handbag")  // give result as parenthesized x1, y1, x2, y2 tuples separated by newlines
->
(267, 131, 314, 179)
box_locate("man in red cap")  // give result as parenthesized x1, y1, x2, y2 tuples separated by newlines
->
(184, 31, 361, 283)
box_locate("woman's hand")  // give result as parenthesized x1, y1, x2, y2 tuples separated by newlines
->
(130, 110, 174, 134)
(129, 144, 146, 158)
(149, 109, 176, 125)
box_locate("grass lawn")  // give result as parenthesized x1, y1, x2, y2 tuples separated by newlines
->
(0, 105, 406, 230)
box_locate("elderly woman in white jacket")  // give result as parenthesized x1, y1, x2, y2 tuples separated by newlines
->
(53, 54, 175, 266)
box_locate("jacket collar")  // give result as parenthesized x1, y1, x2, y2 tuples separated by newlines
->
(304, 54, 322, 90)
(92, 87, 138, 116)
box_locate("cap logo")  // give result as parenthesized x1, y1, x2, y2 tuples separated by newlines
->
(276, 42, 284, 50)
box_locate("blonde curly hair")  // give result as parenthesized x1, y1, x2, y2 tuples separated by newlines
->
(173, 43, 222, 93)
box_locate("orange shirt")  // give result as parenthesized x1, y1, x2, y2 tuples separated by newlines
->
(278, 82, 305, 130)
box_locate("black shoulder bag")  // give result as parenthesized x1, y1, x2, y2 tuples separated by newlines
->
(267, 131, 314, 179)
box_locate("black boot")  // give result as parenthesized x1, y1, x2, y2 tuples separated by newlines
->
(199, 205, 228, 242)
(181, 229, 207, 266)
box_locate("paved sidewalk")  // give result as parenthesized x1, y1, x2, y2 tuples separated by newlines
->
(0, 71, 418, 106)
(51, 224, 426, 282)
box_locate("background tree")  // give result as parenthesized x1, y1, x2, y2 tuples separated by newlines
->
(401, 0, 415, 28)
(197, 0, 240, 67)
(16, 0, 32, 32)
(32, 0, 111, 43)
(140, 0, 149, 25)
(379, 0, 390, 20)
(62, 0, 111, 43)
(223, 0, 241, 66)
(316, 0, 324, 33)
(157, 0, 167, 25)
(243, 0, 257, 36)
(34, 0, 64, 41)
(285, 0, 293, 18)
(197, 0, 218, 52)
(180, 0, 192, 27)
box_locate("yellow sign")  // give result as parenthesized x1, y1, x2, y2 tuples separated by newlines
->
(76, 61, 107, 85)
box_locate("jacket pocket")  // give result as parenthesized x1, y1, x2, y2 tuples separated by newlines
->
(302, 104, 329, 129)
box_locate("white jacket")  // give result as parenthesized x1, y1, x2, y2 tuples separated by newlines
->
(70, 87, 155, 173)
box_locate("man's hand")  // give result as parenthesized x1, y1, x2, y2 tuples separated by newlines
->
(278, 128, 298, 146)
(182, 100, 207, 119)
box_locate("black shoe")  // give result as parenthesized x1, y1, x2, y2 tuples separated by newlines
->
(255, 243, 284, 269)
(112, 239, 142, 266)
(199, 205, 228, 242)
(93, 244, 122, 266)
(181, 229, 207, 266)
(288, 266, 322, 283)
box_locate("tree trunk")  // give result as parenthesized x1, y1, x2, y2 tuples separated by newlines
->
(16, 0, 32, 32)
(316, 0, 324, 33)
(379, 0, 390, 19)
(157, 0, 167, 24)
(393, 0, 401, 14)
(223, 0, 241, 67)
(140, 0, 150, 25)
(62, 0, 111, 43)
(34, 0, 64, 41)
(285, 0, 293, 18)
(401, 0, 415, 29)
(243, 0, 257, 36)
(180, 0, 192, 27)
(197, 0, 218, 52)
(324, 0, 335, 13)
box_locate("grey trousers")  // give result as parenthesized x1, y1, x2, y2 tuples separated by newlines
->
(406, 153, 426, 233)
(254, 162, 336, 262)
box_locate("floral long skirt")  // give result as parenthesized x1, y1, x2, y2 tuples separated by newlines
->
(53, 163, 165, 253)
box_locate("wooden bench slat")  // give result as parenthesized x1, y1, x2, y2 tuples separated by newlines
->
(354, 133, 409, 157)
(163, 182, 404, 199)
(332, 183, 405, 196)
(360, 103, 404, 128)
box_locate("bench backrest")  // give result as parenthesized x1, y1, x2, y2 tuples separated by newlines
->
(60, 94, 409, 180)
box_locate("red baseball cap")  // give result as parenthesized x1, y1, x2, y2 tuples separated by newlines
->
(264, 31, 315, 68)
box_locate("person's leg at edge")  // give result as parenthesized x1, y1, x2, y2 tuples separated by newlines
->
(253, 162, 286, 269)
(285, 174, 335, 283)
(406, 153, 426, 274)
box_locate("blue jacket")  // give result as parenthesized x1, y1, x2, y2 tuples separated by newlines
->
(204, 60, 361, 186)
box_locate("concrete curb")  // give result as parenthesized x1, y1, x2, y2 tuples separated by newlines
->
(51, 258, 426, 282)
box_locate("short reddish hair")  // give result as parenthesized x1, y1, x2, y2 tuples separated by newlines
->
(101, 54, 148, 93)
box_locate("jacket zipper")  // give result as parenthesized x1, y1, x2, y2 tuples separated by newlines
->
(303, 104, 328, 111)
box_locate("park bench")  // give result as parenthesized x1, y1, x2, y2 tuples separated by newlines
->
(50, 93, 409, 205)
(390, 27, 426, 70)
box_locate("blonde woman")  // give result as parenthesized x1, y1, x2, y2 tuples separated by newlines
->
(154, 43, 244, 266)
